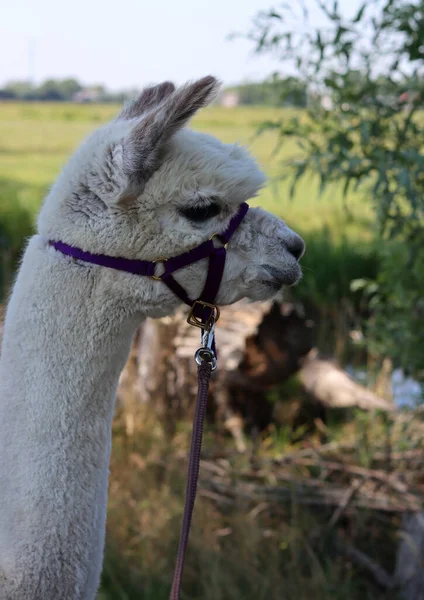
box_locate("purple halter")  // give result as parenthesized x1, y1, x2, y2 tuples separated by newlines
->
(49, 202, 249, 329)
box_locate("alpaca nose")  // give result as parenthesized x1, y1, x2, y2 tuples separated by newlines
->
(285, 234, 305, 261)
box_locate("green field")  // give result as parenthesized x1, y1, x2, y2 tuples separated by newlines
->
(0, 102, 373, 232)
(0, 101, 377, 307)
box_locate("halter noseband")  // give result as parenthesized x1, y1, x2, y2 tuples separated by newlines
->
(49, 202, 249, 332)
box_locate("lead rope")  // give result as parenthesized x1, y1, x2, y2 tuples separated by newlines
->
(169, 320, 217, 600)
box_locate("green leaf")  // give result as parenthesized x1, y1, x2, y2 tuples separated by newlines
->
(289, 162, 308, 198)
(350, 278, 370, 292)
(334, 26, 348, 45)
(342, 177, 352, 197)
(316, 31, 325, 61)
(353, 3, 366, 23)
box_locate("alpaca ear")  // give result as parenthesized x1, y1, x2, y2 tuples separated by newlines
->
(117, 81, 176, 120)
(122, 76, 220, 180)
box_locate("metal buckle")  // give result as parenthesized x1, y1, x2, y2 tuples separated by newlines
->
(194, 321, 217, 370)
(187, 300, 220, 330)
(209, 233, 228, 250)
(149, 258, 168, 281)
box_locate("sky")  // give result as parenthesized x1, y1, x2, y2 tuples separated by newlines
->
(0, 0, 361, 90)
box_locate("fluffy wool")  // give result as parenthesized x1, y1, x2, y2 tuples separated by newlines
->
(0, 76, 304, 599)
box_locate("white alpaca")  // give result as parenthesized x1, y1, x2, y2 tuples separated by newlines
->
(0, 77, 304, 599)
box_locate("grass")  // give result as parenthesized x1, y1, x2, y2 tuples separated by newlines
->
(0, 103, 376, 232)
(96, 406, 410, 600)
(97, 409, 399, 600)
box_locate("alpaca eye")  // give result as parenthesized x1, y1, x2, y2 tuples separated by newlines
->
(179, 203, 222, 222)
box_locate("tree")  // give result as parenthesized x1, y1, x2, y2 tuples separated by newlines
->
(37, 79, 66, 101)
(0, 89, 16, 99)
(3, 81, 34, 99)
(31, 78, 83, 101)
(226, 78, 307, 107)
(247, 0, 424, 381)
(58, 78, 82, 99)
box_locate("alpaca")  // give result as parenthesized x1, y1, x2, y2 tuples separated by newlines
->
(0, 76, 304, 600)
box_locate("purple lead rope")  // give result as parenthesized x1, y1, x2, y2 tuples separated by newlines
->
(169, 361, 213, 600)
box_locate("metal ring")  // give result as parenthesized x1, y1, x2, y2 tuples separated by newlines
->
(150, 258, 168, 281)
(209, 233, 228, 250)
(194, 347, 217, 371)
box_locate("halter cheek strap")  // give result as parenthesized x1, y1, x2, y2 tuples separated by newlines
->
(49, 202, 249, 330)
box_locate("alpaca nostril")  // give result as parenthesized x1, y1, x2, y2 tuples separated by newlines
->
(286, 235, 305, 261)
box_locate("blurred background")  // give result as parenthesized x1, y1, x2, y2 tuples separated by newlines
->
(1, 0, 424, 598)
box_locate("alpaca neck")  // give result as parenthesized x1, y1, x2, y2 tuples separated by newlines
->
(0, 235, 142, 599)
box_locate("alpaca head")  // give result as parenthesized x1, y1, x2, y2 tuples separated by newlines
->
(38, 77, 304, 318)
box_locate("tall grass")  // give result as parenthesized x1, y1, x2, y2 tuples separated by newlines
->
(0, 178, 39, 298)
(98, 408, 401, 600)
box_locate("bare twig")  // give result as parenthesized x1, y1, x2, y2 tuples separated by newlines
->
(327, 479, 364, 529)
(338, 540, 394, 589)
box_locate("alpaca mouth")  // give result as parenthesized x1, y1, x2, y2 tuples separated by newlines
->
(260, 264, 302, 288)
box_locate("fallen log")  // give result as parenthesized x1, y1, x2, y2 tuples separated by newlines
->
(299, 350, 394, 411)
